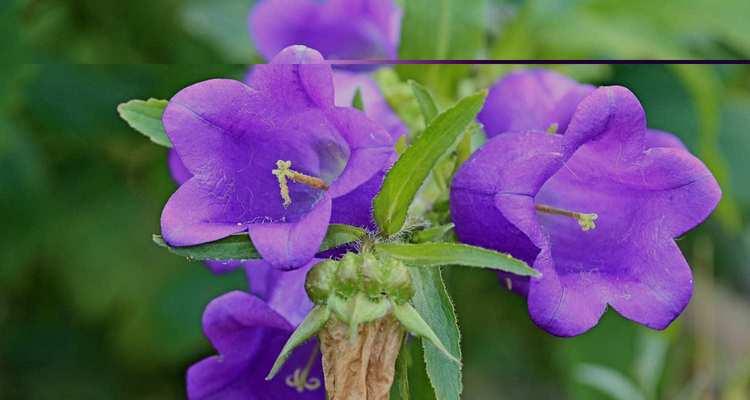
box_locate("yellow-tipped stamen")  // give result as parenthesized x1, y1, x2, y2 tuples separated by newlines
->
(285, 343, 321, 393)
(272, 160, 329, 208)
(546, 122, 559, 134)
(535, 203, 598, 232)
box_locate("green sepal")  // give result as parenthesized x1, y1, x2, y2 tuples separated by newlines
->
(392, 302, 459, 364)
(266, 305, 331, 380)
(327, 293, 351, 324)
(348, 293, 392, 341)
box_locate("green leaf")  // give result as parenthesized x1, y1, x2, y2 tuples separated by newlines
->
(266, 305, 331, 380)
(153, 223, 367, 261)
(375, 242, 539, 277)
(374, 68, 425, 134)
(574, 363, 646, 400)
(373, 90, 487, 236)
(116, 98, 171, 147)
(153, 234, 258, 261)
(409, 268, 462, 400)
(352, 86, 365, 112)
(392, 301, 458, 365)
(409, 80, 438, 125)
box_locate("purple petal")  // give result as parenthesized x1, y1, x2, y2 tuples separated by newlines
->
(249, 0, 401, 62)
(477, 69, 594, 138)
(245, 259, 316, 326)
(333, 70, 407, 140)
(248, 194, 333, 270)
(188, 291, 324, 399)
(168, 149, 192, 185)
(645, 128, 687, 149)
(201, 291, 292, 356)
(325, 107, 393, 197)
(247, 46, 335, 111)
(452, 86, 721, 336)
(330, 171, 383, 230)
(160, 179, 249, 246)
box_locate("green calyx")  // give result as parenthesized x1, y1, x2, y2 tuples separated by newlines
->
(305, 251, 414, 305)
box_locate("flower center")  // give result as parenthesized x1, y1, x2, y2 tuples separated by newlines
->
(546, 122, 559, 134)
(285, 343, 321, 393)
(272, 160, 329, 208)
(535, 203, 598, 231)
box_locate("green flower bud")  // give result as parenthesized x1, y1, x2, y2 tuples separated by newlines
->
(305, 260, 338, 304)
(335, 253, 361, 298)
(383, 259, 414, 304)
(360, 253, 385, 299)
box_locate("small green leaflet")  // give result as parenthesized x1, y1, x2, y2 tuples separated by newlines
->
(153, 224, 367, 261)
(117, 98, 171, 147)
(409, 80, 438, 124)
(375, 242, 539, 277)
(373, 90, 487, 237)
(352, 87, 365, 111)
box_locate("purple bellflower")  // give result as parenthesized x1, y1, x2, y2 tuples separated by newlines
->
(452, 70, 721, 336)
(187, 261, 325, 399)
(160, 45, 393, 270)
(249, 0, 401, 62)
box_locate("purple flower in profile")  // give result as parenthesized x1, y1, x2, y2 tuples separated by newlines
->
(452, 78, 721, 336)
(187, 261, 325, 399)
(249, 0, 401, 62)
(160, 45, 393, 270)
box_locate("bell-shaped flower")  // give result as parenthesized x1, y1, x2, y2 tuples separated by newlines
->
(451, 81, 721, 336)
(160, 45, 393, 269)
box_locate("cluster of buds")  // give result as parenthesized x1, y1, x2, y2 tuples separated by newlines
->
(306, 253, 415, 338)
(267, 251, 457, 384)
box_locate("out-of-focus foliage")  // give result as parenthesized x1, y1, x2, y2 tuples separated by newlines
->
(1, 0, 749, 398)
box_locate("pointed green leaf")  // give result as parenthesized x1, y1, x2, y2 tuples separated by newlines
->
(375, 242, 539, 277)
(392, 302, 459, 364)
(352, 87, 365, 111)
(409, 80, 438, 125)
(266, 305, 331, 380)
(348, 293, 391, 340)
(154, 223, 367, 261)
(117, 98, 171, 147)
(409, 268, 462, 400)
(373, 90, 487, 237)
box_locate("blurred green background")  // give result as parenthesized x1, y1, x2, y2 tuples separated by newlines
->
(1, 0, 749, 399)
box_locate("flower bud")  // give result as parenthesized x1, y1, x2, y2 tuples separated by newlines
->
(383, 259, 414, 304)
(305, 260, 338, 304)
(335, 253, 361, 298)
(360, 253, 385, 299)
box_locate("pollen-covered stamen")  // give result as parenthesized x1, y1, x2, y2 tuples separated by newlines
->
(285, 343, 321, 393)
(535, 203, 598, 232)
(546, 122, 559, 134)
(272, 160, 329, 208)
